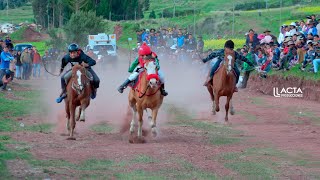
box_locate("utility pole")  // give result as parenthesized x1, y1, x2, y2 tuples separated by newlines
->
(232, 2, 235, 37)
(6, 0, 9, 18)
(135, 9, 136, 21)
(280, 0, 282, 26)
(173, 0, 176, 18)
(109, 11, 111, 21)
(193, 1, 195, 35)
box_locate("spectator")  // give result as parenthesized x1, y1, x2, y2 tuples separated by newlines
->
(245, 29, 259, 48)
(0, 46, 14, 90)
(20, 48, 32, 80)
(32, 48, 41, 78)
(197, 35, 204, 53)
(14, 51, 22, 79)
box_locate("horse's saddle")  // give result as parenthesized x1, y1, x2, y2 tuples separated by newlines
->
(128, 78, 139, 89)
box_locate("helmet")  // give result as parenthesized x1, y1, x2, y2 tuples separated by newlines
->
(68, 43, 79, 52)
(224, 40, 234, 49)
(138, 42, 152, 56)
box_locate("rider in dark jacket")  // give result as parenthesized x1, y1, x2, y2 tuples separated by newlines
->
(56, 43, 100, 103)
(202, 40, 254, 92)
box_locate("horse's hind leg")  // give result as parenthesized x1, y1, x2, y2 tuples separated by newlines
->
(207, 85, 216, 115)
(79, 104, 88, 122)
(76, 107, 81, 121)
(150, 108, 159, 137)
(224, 96, 232, 124)
(137, 107, 144, 141)
(215, 93, 220, 112)
(130, 105, 137, 134)
(230, 99, 235, 115)
(67, 104, 76, 140)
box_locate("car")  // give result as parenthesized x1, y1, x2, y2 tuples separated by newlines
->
(13, 43, 33, 53)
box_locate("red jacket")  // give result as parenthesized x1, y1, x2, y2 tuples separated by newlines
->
(33, 52, 41, 64)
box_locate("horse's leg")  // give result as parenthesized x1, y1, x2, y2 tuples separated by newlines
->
(67, 103, 76, 140)
(230, 98, 235, 115)
(215, 93, 220, 112)
(150, 108, 159, 137)
(207, 85, 216, 115)
(79, 103, 88, 122)
(130, 105, 137, 134)
(61, 100, 71, 136)
(146, 109, 152, 123)
(137, 107, 143, 139)
(76, 106, 81, 121)
(225, 96, 232, 124)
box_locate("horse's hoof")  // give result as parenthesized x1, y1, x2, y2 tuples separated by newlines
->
(224, 121, 231, 126)
(66, 137, 76, 140)
(79, 119, 85, 122)
(216, 108, 220, 112)
(230, 110, 235, 115)
(151, 128, 157, 137)
(137, 137, 146, 144)
(129, 136, 134, 143)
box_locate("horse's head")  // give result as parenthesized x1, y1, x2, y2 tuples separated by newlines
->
(71, 65, 92, 94)
(224, 49, 235, 75)
(144, 60, 159, 89)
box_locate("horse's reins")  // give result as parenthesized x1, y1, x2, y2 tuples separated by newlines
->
(43, 61, 61, 77)
(135, 69, 160, 98)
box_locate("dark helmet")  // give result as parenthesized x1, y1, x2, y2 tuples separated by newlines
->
(68, 43, 79, 52)
(224, 40, 234, 49)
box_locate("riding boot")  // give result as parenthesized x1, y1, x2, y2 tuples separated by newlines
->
(117, 79, 131, 93)
(160, 84, 168, 96)
(56, 88, 67, 103)
(91, 88, 97, 99)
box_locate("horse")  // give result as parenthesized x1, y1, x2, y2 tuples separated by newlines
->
(206, 48, 235, 123)
(128, 59, 164, 143)
(64, 64, 93, 140)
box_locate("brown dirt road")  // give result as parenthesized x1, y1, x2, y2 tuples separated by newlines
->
(3, 55, 320, 179)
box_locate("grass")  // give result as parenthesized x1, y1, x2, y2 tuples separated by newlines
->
(17, 41, 48, 56)
(90, 122, 113, 134)
(130, 154, 157, 164)
(237, 110, 257, 121)
(288, 109, 320, 125)
(165, 104, 242, 145)
(269, 65, 320, 81)
(218, 147, 285, 179)
(0, 5, 34, 24)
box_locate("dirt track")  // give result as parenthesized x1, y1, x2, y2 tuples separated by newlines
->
(4, 54, 320, 179)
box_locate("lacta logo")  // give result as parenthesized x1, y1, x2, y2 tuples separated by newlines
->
(273, 87, 303, 98)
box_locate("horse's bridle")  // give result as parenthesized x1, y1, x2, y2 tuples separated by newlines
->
(71, 67, 93, 95)
(136, 60, 160, 98)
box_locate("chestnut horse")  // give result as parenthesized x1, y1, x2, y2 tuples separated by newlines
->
(64, 64, 93, 140)
(207, 48, 235, 123)
(128, 59, 164, 143)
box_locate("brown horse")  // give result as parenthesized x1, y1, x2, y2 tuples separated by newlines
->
(207, 48, 235, 123)
(128, 59, 164, 143)
(64, 64, 93, 140)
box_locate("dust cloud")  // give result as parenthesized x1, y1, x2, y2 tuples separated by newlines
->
(40, 50, 226, 135)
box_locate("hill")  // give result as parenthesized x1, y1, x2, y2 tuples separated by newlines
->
(0, 4, 34, 24)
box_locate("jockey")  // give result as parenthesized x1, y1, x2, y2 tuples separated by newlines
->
(117, 42, 168, 96)
(202, 40, 254, 92)
(56, 43, 100, 103)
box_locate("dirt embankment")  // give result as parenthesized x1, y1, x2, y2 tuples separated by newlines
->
(248, 74, 320, 102)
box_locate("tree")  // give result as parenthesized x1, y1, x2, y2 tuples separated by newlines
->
(149, 10, 156, 19)
(144, 0, 150, 11)
(64, 11, 107, 46)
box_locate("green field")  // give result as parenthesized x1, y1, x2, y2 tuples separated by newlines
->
(0, 4, 34, 24)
